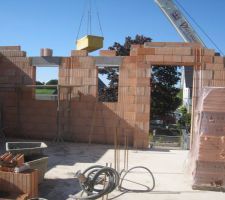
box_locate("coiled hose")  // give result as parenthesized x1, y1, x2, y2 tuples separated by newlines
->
(74, 165, 155, 200)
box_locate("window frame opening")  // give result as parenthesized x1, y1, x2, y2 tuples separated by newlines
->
(35, 65, 59, 101)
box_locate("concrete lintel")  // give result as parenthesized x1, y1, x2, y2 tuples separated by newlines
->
(94, 56, 123, 67)
(30, 57, 62, 66)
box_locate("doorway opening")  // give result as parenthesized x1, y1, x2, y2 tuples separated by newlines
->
(150, 65, 193, 149)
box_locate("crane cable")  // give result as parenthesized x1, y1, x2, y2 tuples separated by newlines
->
(76, 0, 104, 41)
(174, 0, 224, 56)
(95, 0, 104, 37)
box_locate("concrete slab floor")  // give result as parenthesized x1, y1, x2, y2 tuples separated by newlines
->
(0, 139, 225, 200)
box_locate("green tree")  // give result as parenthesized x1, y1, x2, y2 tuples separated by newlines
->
(98, 67, 119, 102)
(36, 81, 44, 85)
(109, 35, 152, 56)
(151, 66, 182, 119)
(36, 81, 44, 89)
(46, 79, 58, 85)
(45, 79, 58, 93)
(178, 106, 191, 129)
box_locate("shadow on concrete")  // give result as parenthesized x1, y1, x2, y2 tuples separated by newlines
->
(39, 178, 80, 200)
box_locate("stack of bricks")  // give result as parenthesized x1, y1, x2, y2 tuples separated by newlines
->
(0, 169, 38, 199)
(0, 152, 38, 199)
(191, 88, 225, 190)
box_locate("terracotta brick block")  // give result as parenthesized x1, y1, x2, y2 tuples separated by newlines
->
(210, 80, 225, 87)
(136, 78, 150, 87)
(163, 55, 182, 63)
(0, 46, 21, 50)
(128, 87, 136, 95)
(136, 96, 150, 104)
(133, 135, 149, 149)
(123, 57, 137, 64)
(123, 104, 136, 112)
(89, 69, 97, 78)
(130, 47, 138, 56)
(164, 42, 186, 47)
(71, 50, 88, 57)
(93, 126, 105, 135)
(136, 69, 149, 78)
(214, 56, 224, 64)
(202, 56, 213, 63)
(70, 57, 80, 67)
(144, 104, 150, 113)
(173, 47, 192, 55)
(182, 56, 195, 63)
(214, 71, 225, 80)
(137, 55, 147, 63)
(0, 50, 26, 57)
(135, 104, 145, 113)
(103, 102, 117, 110)
(155, 47, 173, 55)
(118, 87, 128, 97)
(83, 77, 97, 85)
(137, 48, 155, 55)
(99, 50, 116, 56)
(136, 87, 145, 96)
(144, 122, 150, 131)
(119, 95, 135, 104)
(201, 70, 213, 80)
(205, 63, 224, 70)
(136, 61, 147, 69)
(128, 69, 136, 78)
(70, 77, 82, 85)
(124, 112, 136, 121)
(119, 78, 136, 87)
(71, 69, 89, 77)
(136, 113, 149, 122)
(203, 49, 215, 56)
(146, 55, 164, 63)
(182, 43, 202, 48)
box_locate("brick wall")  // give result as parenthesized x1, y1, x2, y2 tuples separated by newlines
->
(1, 43, 225, 152)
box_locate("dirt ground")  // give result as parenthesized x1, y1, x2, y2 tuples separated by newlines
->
(1, 139, 225, 200)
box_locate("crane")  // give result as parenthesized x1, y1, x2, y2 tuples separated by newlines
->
(154, 0, 206, 47)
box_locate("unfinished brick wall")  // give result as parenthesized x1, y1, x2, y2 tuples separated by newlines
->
(0, 42, 225, 153)
(58, 55, 146, 146)
(0, 46, 34, 137)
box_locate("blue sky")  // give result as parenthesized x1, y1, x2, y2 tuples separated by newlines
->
(1, 0, 225, 82)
